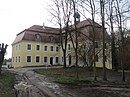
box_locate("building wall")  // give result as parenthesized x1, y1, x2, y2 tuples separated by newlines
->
(12, 40, 112, 69)
(12, 41, 62, 68)
(65, 41, 112, 69)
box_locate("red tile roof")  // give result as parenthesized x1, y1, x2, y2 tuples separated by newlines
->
(12, 19, 110, 45)
(68, 18, 110, 41)
(12, 25, 60, 45)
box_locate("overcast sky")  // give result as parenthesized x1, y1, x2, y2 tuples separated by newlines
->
(1, 0, 130, 59)
(0, 0, 53, 58)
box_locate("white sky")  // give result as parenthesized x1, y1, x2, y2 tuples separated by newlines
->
(1, 0, 129, 59)
(0, 0, 53, 59)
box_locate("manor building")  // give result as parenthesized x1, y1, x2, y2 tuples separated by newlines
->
(12, 19, 112, 69)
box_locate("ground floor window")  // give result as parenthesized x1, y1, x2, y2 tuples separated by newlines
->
(36, 56, 40, 62)
(96, 55, 98, 62)
(44, 57, 47, 62)
(56, 57, 59, 63)
(62, 57, 63, 62)
(27, 56, 31, 62)
(16, 57, 17, 62)
(19, 56, 20, 62)
(13, 57, 14, 62)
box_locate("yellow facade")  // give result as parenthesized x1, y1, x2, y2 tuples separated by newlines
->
(12, 21, 112, 69)
(65, 41, 112, 69)
(12, 41, 62, 68)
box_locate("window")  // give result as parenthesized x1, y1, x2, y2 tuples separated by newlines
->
(36, 56, 40, 62)
(68, 44, 70, 50)
(56, 47, 59, 52)
(95, 55, 98, 62)
(35, 34, 41, 39)
(16, 57, 17, 62)
(105, 56, 107, 62)
(49, 36, 54, 41)
(105, 43, 107, 49)
(18, 56, 20, 62)
(36, 45, 40, 51)
(56, 57, 59, 63)
(44, 46, 48, 51)
(50, 46, 53, 51)
(13, 57, 14, 62)
(62, 57, 64, 62)
(16, 45, 18, 50)
(27, 56, 31, 62)
(35, 34, 41, 41)
(44, 57, 48, 62)
(95, 42, 98, 48)
(27, 44, 31, 50)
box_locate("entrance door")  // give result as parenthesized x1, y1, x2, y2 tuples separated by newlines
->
(50, 57, 53, 65)
(69, 55, 71, 65)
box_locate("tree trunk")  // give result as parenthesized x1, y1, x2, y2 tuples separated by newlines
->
(100, 0, 107, 81)
(63, 50, 67, 68)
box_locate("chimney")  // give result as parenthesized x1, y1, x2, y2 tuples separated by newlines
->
(43, 23, 45, 29)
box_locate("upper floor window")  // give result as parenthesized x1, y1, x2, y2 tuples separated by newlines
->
(36, 45, 40, 51)
(68, 44, 70, 50)
(36, 56, 40, 63)
(19, 45, 20, 50)
(105, 56, 107, 62)
(16, 45, 18, 50)
(27, 44, 31, 50)
(56, 47, 59, 52)
(62, 57, 64, 62)
(50, 46, 53, 51)
(95, 42, 98, 48)
(27, 56, 31, 62)
(44, 46, 48, 51)
(105, 43, 107, 49)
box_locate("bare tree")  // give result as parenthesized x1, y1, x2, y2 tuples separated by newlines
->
(49, 0, 73, 68)
(78, 0, 98, 80)
(106, 0, 118, 71)
(0, 43, 8, 75)
(114, 0, 130, 81)
(68, 0, 80, 79)
(100, 0, 107, 81)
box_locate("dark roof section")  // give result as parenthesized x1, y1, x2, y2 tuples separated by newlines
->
(26, 25, 60, 34)
(12, 25, 60, 45)
(68, 18, 110, 41)
(12, 19, 110, 45)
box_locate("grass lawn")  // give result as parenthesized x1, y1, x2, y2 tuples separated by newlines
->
(34, 67, 130, 85)
(35, 67, 130, 97)
(0, 71, 15, 97)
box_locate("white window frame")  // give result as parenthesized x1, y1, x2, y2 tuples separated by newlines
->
(27, 44, 32, 50)
(26, 55, 32, 63)
(36, 56, 40, 63)
(36, 44, 40, 51)
(44, 56, 48, 63)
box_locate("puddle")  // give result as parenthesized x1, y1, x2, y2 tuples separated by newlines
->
(38, 81, 62, 95)
(14, 81, 32, 90)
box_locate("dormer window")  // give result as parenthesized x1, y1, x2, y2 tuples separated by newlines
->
(35, 34, 41, 41)
(49, 36, 54, 42)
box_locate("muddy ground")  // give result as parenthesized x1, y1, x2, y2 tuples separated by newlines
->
(9, 67, 130, 97)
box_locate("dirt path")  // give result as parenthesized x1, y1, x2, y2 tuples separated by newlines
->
(9, 68, 78, 97)
(9, 68, 130, 97)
